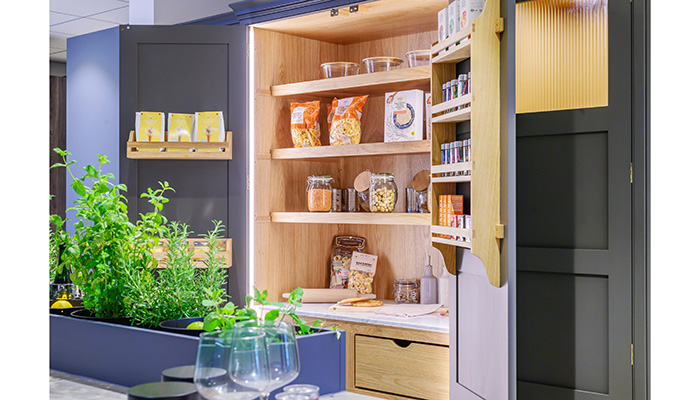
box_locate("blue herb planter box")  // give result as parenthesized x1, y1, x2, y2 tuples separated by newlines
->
(49, 314, 346, 395)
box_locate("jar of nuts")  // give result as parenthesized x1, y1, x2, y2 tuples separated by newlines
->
(394, 279, 419, 303)
(307, 175, 333, 212)
(369, 173, 397, 213)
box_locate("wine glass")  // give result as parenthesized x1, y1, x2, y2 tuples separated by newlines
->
(234, 320, 300, 400)
(194, 330, 269, 400)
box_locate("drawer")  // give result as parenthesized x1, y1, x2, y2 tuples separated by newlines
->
(354, 335, 449, 400)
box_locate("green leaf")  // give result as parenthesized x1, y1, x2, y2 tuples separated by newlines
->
(222, 302, 237, 313)
(71, 179, 86, 196)
(264, 309, 280, 321)
(202, 299, 218, 307)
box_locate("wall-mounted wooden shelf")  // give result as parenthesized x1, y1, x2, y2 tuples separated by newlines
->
(126, 131, 232, 160)
(270, 140, 430, 160)
(270, 212, 430, 226)
(432, 107, 472, 124)
(270, 66, 431, 97)
(431, 27, 472, 64)
(152, 238, 232, 269)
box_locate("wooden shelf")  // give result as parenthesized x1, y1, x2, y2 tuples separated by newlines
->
(126, 131, 232, 160)
(431, 27, 472, 64)
(431, 107, 472, 124)
(431, 236, 472, 249)
(152, 238, 232, 269)
(432, 94, 472, 115)
(431, 225, 471, 248)
(431, 161, 471, 175)
(270, 140, 431, 160)
(432, 175, 472, 183)
(270, 212, 430, 226)
(270, 66, 430, 97)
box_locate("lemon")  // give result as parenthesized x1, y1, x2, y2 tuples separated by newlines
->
(186, 321, 204, 329)
(51, 300, 73, 309)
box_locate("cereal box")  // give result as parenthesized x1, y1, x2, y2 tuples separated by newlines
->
(135, 111, 165, 152)
(384, 90, 424, 142)
(193, 111, 225, 152)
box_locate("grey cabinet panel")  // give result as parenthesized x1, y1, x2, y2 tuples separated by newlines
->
(119, 25, 248, 305)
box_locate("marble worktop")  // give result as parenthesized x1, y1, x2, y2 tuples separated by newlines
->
(292, 301, 449, 333)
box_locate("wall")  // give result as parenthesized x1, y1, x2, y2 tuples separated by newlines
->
(65, 27, 120, 234)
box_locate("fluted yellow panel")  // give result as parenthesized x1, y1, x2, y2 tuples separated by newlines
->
(516, 0, 608, 114)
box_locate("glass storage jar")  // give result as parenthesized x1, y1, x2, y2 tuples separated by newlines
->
(369, 172, 397, 213)
(307, 175, 333, 212)
(394, 279, 420, 303)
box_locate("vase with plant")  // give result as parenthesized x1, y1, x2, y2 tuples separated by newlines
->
(50, 149, 172, 319)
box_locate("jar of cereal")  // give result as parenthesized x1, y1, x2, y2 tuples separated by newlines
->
(307, 175, 333, 212)
(369, 172, 397, 213)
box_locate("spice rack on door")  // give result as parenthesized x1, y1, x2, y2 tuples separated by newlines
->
(429, 0, 504, 287)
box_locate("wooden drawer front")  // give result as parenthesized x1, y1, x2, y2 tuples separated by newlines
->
(354, 335, 449, 400)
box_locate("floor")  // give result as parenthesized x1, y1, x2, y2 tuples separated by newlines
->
(49, 370, 382, 400)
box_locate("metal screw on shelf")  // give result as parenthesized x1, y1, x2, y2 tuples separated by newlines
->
(330, 8, 339, 16)
(349, 5, 359, 13)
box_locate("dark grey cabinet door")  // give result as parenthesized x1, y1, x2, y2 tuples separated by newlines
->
(515, 0, 632, 398)
(118, 25, 248, 305)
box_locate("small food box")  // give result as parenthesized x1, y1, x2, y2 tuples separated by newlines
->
(438, 7, 448, 42)
(384, 89, 424, 142)
(462, 0, 485, 28)
(448, 1, 457, 37)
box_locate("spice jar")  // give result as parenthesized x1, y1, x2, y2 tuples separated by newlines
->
(369, 173, 397, 213)
(394, 279, 419, 304)
(307, 175, 333, 212)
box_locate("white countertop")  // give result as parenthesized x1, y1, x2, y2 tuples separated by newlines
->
(293, 301, 449, 333)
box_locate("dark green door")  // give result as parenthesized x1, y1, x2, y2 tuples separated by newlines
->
(516, 0, 633, 399)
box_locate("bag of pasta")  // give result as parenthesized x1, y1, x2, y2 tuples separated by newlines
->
(290, 101, 321, 147)
(330, 235, 366, 289)
(329, 95, 368, 145)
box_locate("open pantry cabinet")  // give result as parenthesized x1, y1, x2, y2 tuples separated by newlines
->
(249, 1, 452, 398)
(250, 0, 442, 302)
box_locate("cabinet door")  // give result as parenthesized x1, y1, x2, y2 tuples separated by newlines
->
(118, 25, 248, 305)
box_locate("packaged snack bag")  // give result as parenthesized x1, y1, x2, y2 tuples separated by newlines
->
(167, 113, 194, 152)
(135, 111, 165, 152)
(348, 251, 378, 295)
(290, 101, 321, 147)
(194, 111, 225, 152)
(329, 95, 368, 145)
(330, 235, 366, 289)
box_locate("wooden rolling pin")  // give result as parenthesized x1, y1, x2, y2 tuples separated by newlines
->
(282, 288, 376, 303)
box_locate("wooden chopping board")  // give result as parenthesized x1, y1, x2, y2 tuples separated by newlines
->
(328, 303, 384, 312)
(282, 288, 376, 303)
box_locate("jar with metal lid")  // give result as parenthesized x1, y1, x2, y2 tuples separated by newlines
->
(394, 279, 419, 303)
(369, 173, 397, 213)
(307, 175, 333, 212)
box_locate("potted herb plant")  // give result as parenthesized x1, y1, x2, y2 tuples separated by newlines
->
(50, 149, 172, 321)
(127, 220, 229, 331)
